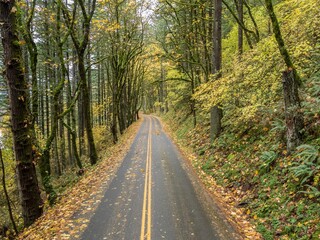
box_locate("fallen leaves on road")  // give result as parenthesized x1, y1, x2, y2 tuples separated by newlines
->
(17, 119, 143, 240)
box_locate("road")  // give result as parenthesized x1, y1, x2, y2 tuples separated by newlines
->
(81, 116, 240, 240)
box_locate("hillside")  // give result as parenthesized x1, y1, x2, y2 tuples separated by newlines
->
(162, 0, 320, 239)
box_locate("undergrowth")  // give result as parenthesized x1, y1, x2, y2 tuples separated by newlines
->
(161, 1, 320, 238)
(163, 109, 320, 239)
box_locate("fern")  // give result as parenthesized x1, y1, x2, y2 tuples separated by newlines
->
(290, 144, 320, 186)
(260, 151, 278, 173)
(296, 144, 319, 163)
(299, 185, 320, 198)
(271, 118, 286, 133)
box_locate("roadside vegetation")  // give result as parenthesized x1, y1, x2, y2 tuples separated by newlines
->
(0, 0, 319, 239)
(160, 0, 320, 239)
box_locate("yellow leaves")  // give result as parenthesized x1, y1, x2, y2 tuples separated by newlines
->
(11, 6, 17, 13)
(92, 19, 121, 33)
(18, 95, 25, 102)
(18, 40, 26, 46)
(17, 120, 143, 240)
(97, 0, 111, 3)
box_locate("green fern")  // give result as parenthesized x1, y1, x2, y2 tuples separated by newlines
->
(296, 144, 319, 163)
(299, 185, 320, 198)
(271, 119, 286, 132)
(260, 151, 278, 173)
(290, 144, 320, 186)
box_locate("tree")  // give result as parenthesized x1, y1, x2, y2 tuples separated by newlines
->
(264, 0, 304, 152)
(236, 0, 243, 54)
(210, 0, 223, 141)
(59, 0, 98, 165)
(0, 0, 43, 226)
(0, 147, 17, 234)
(18, 0, 39, 125)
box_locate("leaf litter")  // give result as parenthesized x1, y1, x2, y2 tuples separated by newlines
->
(17, 119, 143, 240)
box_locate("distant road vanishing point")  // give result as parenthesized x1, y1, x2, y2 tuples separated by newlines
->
(81, 116, 241, 240)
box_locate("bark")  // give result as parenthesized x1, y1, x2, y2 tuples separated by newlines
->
(236, 0, 243, 54)
(265, 0, 295, 71)
(38, 77, 64, 204)
(78, 55, 98, 165)
(282, 70, 304, 152)
(0, 0, 43, 226)
(62, 122, 83, 169)
(213, 0, 222, 75)
(97, 53, 102, 125)
(210, 0, 223, 142)
(265, 0, 303, 152)
(210, 105, 223, 140)
(0, 148, 18, 234)
(111, 99, 118, 143)
(76, 53, 85, 156)
(44, 0, 50, 139)
(19, 0, 38, 124)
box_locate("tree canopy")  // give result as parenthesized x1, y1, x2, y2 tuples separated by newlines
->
(0, 0, 319, 238)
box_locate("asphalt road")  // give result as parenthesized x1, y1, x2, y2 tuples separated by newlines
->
(81, 116, 240, 240)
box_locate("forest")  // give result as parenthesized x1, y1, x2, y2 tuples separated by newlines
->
(0, 0, 319, 239)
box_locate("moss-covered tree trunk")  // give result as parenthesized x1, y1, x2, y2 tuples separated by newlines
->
(0, 0, 43, 227)
(19, 0, 38, 125)
(78, 54, 98, 165)
(265, 0, 303, 152)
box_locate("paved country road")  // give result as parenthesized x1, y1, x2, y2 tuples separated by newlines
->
(81, 116, 241, 240)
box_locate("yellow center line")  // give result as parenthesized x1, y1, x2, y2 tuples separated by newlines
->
(140, 117, 152, 240)
(147, 119, 152, 240)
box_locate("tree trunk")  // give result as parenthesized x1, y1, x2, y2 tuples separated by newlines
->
(78, 54, 98, 165)
(236, 0, 243, 55)
(265, 0, 303, 152)
(282, 70, 304, 152)
(210, 0, 223, 142)
(111, 95, 118, 143)
(0, 148, 18, 234)
(0, 0, 43, 227)
(210, 105, 223, 139)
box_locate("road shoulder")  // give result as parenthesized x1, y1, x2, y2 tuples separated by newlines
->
(158, 115, 262, 239)
(18, 118, 144, 240)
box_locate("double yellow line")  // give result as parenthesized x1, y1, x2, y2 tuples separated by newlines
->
(140, 118, 153, 240)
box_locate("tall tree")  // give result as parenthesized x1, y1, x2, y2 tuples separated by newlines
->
(264, 0, 304, 152)
(19, 0, 39, 124)
(236, 0, 243, 54)
(60, 0, 98, 165)
(210, 0, 223, 141)
(0, 0, 43, 226)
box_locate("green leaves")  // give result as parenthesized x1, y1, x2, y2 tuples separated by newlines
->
(296, 144, 319, 163)
(290, 144, 320, 186)
(260, 151, 278, 173)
